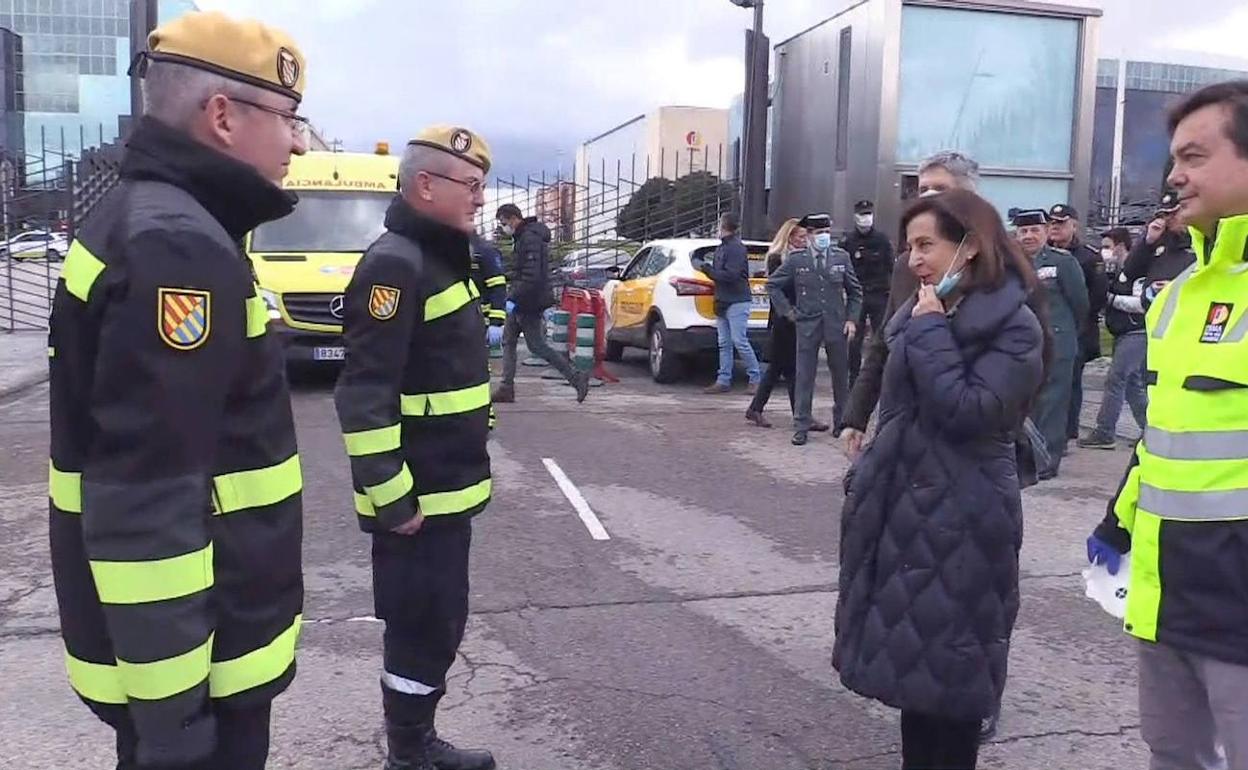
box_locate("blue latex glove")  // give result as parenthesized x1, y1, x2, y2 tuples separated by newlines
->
(486, 325, 504, 347)
(505, 300, 516, 315)
(1087, 535, 1123, 575)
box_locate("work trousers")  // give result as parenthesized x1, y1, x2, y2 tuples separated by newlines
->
(793, 316, 849, 432)
(373, 520, 473, 729)
(107, 703, 271, 770)
(500, 310, 578, 386)
(1033, 351, 1076, 475)
(848, 291, 888, 387)
(1094, 332, 1148, 436)
(748, 360, 795, 415)
(1067, 351, 1093, 440)
(1139, 639, 1248, 770)
(900, 711, 981, 770)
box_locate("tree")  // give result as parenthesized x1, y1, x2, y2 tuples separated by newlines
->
(616, 171, 737, 242)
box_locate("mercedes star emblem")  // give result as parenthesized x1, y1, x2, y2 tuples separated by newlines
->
(329, 295, 345, 319)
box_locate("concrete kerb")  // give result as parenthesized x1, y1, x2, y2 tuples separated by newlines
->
(0, 331, 50, 400)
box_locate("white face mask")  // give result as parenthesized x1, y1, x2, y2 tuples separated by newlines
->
(855, 214, 873, 229)
(812, 232, 833, 251)
(500, 224, 514, 237)
(1101, 248, 1115, 262)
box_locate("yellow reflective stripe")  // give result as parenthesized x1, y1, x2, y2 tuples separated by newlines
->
(488, 309, 507, 320)
(65, 651, 127, 704)
(343, 424, 401, 457)
(355, 478, 492, 518)
(116, 637, 212, 701)
(400, 383, 491, 417)
(48, 346, 55, 358)
(212, 455, 302, 514)
(1125, 512, 1162, 642)
(49, 461, 82, 514)
(366, 464, 413, 508)
(62, 240, 106, 302)
(209, 615, 301, 698)
(90, 544, 214, 605)
(418, 478, 492, 517)
(485, 275, 506, 288)
(245, 294, 269, 338)
(425, 281, 475, 321)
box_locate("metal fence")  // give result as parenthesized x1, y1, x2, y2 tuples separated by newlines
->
(480, 144, 740, 289)
(1, 126, 121, 332)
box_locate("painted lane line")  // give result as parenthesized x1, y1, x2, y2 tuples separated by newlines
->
(542, 458, 610, 541)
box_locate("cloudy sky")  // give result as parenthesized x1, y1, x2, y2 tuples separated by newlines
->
(197, 0, 1247, 179)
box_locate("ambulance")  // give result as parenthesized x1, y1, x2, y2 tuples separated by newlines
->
(248, 145, 400, 363)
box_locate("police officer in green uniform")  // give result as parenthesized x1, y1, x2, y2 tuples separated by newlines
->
(48, 11, 309, 768)
(1014, 208, 1089, 478)
(767, 213, 863, 446)
(335, 126, 497, 770)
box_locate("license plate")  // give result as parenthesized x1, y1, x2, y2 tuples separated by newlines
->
(313, 346, 345, 361)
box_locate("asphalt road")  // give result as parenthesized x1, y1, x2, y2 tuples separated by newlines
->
(0, 350, 1147, 770)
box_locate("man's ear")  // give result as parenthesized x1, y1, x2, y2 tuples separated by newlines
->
(202, 93, 233, 147)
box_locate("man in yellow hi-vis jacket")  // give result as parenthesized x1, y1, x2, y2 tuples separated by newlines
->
(1089, 79, 1248, 770)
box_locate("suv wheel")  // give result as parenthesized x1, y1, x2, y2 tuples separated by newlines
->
(648, 319, 683, 383)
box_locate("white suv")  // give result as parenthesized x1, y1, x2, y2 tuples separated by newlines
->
(601, 238, 771, 383)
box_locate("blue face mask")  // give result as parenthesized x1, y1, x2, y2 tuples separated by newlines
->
(812, 233, 832, 251)
(934, 236, 969, 299)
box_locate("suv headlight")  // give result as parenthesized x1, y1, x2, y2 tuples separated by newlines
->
(260, 289, 283, 321)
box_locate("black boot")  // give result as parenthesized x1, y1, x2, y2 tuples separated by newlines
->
(420, 724, 496, 770)
(382, 685, 436, 770)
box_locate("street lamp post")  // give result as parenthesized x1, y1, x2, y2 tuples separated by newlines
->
(731, 0, 769, 239)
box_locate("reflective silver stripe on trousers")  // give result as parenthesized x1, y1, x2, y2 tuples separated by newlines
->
(1150, 264, 1198, 340)
(1139, 483, 1248, 521)
(1145, 426, 1248, 461)
(381, 670, 438, 696)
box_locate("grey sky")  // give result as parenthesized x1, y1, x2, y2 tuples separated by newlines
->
(198, 0, 1246, 179)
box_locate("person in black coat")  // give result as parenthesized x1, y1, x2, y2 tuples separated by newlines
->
(745, 218, 805, 427)
(834, 190, 1045, 770)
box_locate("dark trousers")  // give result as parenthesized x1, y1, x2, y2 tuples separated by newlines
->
(1067, 352, 1091, 440)
(500, 310, 578, 386)
(848, 292, 888, 387)
(373, 521, 472, 735)
(109, 703, 271, 770)
(794, 318, 849, 432)
(901, 711, 981, 770)
(748, 360, 795, 414)
(1034, 351, 1076, 474)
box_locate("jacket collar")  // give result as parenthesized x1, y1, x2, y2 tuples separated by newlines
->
(120, 117, 296, 241)
(1189, 214, 1248, 269)
(886, 272, 1028, 345)
(384, 196, 471, 273)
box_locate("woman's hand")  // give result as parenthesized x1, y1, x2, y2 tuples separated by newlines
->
(912, 284, 944, 317)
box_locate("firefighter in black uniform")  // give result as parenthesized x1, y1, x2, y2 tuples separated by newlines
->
(1047, 203, 1108, 442)
(1121, 191, 1198, 311)
(48, 11, 308, 769)
(840, 199, 895, 386)
(335, 126, 497, 770)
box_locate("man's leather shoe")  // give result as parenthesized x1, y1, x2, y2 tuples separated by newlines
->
(792, 431, 808, 446)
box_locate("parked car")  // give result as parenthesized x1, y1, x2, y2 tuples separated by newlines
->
(1, 230, 67, 261)
(601, 238, 771, 383)
(559, 247, 632, 290)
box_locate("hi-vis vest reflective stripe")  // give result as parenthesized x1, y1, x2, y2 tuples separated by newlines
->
(425, 280, 480, 322)
(1120, 215, 1248, 642)
(64, 616, 302, 704)
(355, 477, 492, 519)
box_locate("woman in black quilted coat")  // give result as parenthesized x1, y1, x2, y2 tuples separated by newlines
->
(833, 190, 1045, 770)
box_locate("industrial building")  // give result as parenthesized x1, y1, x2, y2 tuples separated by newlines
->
(769, 0, 1100, 235)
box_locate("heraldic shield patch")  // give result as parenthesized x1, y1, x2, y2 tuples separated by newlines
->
(370, 285, 401, 321)
(159, 288, 211, 350)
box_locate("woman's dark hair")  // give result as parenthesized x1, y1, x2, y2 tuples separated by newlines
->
(900, 189, 1052, 399)
(1103, 227, 1133, 250)
(900, 189, 1037, 295)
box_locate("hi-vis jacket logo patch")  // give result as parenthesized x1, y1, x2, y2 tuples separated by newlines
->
(159, 288, 211, 350)
(369, 285, 401, 321)
(1201, 302, 1235, 343)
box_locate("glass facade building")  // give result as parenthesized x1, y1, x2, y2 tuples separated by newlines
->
(0, 0, 197, 160)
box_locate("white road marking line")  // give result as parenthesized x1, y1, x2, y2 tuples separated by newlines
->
(542, 457, 610, 541)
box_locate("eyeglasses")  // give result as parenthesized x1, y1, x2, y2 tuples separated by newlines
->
(423, 170, 485, 195)
(227, 96, 311, 141)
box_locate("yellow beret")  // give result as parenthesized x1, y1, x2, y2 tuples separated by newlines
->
(145, 11, 307, 102)
(409, 126, 492, 175)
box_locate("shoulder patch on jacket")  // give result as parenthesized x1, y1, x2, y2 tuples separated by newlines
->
(369, 285, 401, 321)
(158, 288, 211, 350)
